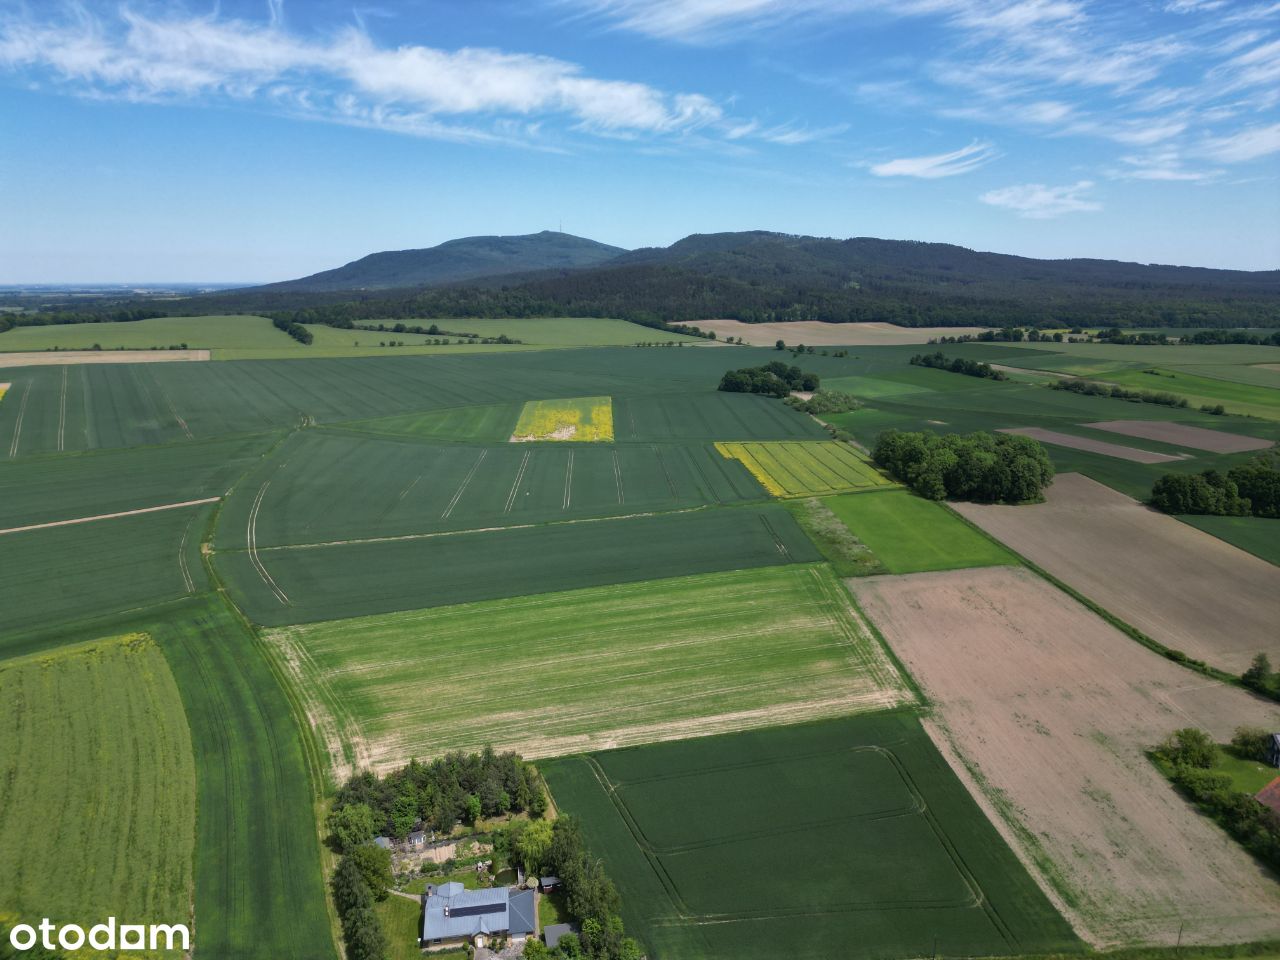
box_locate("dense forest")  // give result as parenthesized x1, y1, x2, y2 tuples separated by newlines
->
(5, 231, 1277, 332)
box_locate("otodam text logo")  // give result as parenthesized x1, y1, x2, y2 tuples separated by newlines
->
(8, 918, 191, 953)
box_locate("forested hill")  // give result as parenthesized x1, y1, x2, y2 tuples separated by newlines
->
(254, 231, 626, 292)
(90, 230, 1280, 330)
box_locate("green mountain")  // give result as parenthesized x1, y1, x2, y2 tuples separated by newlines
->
(258, 231, 626, 292)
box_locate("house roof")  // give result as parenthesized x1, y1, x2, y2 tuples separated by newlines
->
(508, 889, 536, 936)
(539, 876, 560, 886)
(544, 924, 575, 949)
(1256, 777, 1280, 816)
(422, 886, 530, 942)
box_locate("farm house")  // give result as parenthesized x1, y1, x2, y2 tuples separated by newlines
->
(420, 882, 536, 951)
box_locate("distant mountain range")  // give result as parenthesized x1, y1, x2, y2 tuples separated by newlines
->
(256, 231, 626, 292)
(177, 230, 1280, 330)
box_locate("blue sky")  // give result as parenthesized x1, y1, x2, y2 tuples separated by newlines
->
(1, 0, 1278, 282)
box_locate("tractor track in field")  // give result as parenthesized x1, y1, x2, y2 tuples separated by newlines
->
(0, 497, 221, 536)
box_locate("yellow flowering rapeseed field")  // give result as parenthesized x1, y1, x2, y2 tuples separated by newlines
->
(511, 396, 614, 441)
(716, 440, 894, 497)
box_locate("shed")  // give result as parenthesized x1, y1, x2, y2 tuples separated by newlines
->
(1267, 733, 1280, 768)
(544, 924, 576, 950)
(539, 876, 561, 893)
(1257, 777, 1280, 817)
(373, 837, 392, 851)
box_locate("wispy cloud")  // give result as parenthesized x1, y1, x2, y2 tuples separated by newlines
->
(0, 4, 726, 145)
(1201, 122, 1280, 162)
(980, 180, 1102, 218)
(869, 140, 997, 178)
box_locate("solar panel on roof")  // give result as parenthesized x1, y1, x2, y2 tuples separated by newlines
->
(447, 903, 505, 918)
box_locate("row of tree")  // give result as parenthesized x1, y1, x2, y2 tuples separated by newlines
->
(717, 361, 819, 397)
(1155, 728, 1280, 871)
(332, 851, 392, 960)
(909, 351, 1008, 381)
(1050, 378, 1188, 408)
(272, 316, 313, 345)
(329, 747, 547, 847)
(1149, 454, 1280, 518)
(873, 430, 1055, 503)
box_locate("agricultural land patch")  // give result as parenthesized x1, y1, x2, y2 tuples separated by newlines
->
(0, 635, 196, 943)
(217, 502, 820, 625)
(848, 566, 1280, 947)
(1082, 419, 1273, 453)
(998, 427, 1184, 463)
(715, 440, 892, 497)
(822, 489, 1016, 573)
(511, 396, 614, 441)
(267, 564, 911, 777)
(541, 711, 1081, 960)
(953, 473, 1280, 673)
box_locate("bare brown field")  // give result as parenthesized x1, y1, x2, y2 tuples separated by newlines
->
(954, 473, 1280, 673)
(1083, 419, 1273, 453)
(998, 427, 1184, 463)
(849, 566, 1280, 948)
(0, 349, 210, 367)
(694, 319, 991, 346)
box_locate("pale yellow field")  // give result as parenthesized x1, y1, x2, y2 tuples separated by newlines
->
(511, 396, 614, 441)
(715, 440, 893, 497)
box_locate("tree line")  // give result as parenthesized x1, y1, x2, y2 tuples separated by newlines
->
(0, 308, 165, 335)
(332, 849, 392, 960)
(272, 316, 313, 345)
(717, 361, 819, 397)
(329, 747, 546, 845)
(505, 817, 644, 960)
(1149, 454, 1280, 518)
(873, 430, 1055, 502)
(1155, 728, 1280, 872)
(909, 351, 1008, 381)
(1051, 378, 1188, 408)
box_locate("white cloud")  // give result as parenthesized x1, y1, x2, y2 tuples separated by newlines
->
(980, 180, 1101, 217)
(1111, 149, 1220, 181)
(0, 5, 724, 143)
(869, 140, 997, 178)
(1202, 122, 1280, 162)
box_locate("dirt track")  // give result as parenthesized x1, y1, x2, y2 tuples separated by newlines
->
(0, 349, 210, 367)
(849, 566, 1280, 947)
(954, 473, 1280, 673)
(998, 426, 1184, 463)
(1083, 419, 1273, 453)
(694, 319, 991, 346)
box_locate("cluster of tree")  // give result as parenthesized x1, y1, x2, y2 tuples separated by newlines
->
(909, 351, 1008, 381)
(332, 851, 391, 960)
(1150, 454, 1280, 518)
(1243, 653, 1280, 697)
(0, 308, 165, 335)
(271, 316, 313, 345)
(1154, 728, 1280, 872)
(718, 361, 819, 397)
(783, 390, 861, 415)
(514, 817, 643, 960)
(329, 747, 546, 846)
(1051, 378, 1188, 408)
(873, 430, 1055, 503)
